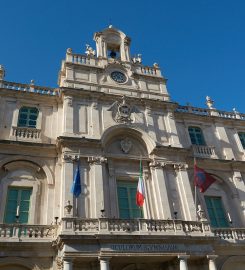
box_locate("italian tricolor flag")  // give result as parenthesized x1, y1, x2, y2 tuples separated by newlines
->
(136, 160, 145, 207)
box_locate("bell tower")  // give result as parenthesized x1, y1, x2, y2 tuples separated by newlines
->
(94, 25, 131, 62)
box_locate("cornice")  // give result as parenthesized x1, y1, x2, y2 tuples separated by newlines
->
(60, 87, 178, 110)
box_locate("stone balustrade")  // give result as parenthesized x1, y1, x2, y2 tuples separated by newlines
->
(192, 145, 216, 158)
(0, 81, 59, 96)
(176, 105, 245, 120)
(61, 218, 212, 236)
(12, 126, 41, 139)
(0, 224, 57, 240)
(212, 228, 245, 241)
(66, 53, 98, 66)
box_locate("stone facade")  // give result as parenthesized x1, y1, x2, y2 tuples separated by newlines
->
(0, 26, 244, 270)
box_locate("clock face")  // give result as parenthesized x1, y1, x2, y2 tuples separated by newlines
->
(110, 71, 127, 83)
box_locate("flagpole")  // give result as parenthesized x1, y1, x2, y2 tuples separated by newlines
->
(194, 157, 197, 221)
(76, 149, 80, 217)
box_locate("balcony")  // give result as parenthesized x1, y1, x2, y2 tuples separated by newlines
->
(60, 218, 212, 237)
(192, 145, 217, 159)
(0, 224, 57, 241)
(212, 228, 245, 242)
(12, 126, 41, 140)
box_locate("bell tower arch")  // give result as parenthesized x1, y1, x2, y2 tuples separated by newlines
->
(94, 25, 131, 62)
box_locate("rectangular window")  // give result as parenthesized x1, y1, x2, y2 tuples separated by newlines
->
(188, 126, 206, 145)
(117, 181, 143, 219)
(4, 187, 32, 224)
(238, 132, 245, 149)
(205, 196, 229, 228)
(18, 107, 38, 128)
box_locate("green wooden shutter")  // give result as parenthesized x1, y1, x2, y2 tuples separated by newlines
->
(188, 127, 206, 145)
(205, 196, 229, 228)
(4, 187, 32, 224)
(18, 107, 38, 128)
(238, 132, 245, 149)
(117, 181, 143, 219)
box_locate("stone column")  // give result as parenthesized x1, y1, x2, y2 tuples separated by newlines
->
(178, 255, 190, 270)
(207, 255, 218, 270)
(149, 160, 171, 219)
(63, 258, 73, 270)
(89, 157, 107, 218)
(100, 257, 110, 270)
(174, 164, 196, 220)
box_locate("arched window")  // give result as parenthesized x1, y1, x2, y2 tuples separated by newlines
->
(17, 107, 39, 128)
(188, 126, 206, 145)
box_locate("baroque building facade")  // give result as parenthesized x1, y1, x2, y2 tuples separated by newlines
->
(0, 26, 244, 270)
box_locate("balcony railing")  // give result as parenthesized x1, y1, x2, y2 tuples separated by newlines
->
(1, 81, 59, 96)
(176, 105, 245, 120)
(12, 126, 41, 140)
(60, 218, 212, 237)
(192, 145, 217, 158)
(212, 228, 245, 241)
(0, 224, 57, 240)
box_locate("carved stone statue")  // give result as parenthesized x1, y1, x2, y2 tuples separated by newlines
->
(85, 44, 96, 56)
(132, 54, 142, 64)
(0, 65, 5, 80)
(206, 96, 215, 109)
(197, 204, 207, 221)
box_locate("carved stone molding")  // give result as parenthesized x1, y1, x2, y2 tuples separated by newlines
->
(88, 156, 107, 165)
(56, 257, 63, 270)
(62, 154, 79, 162)
(120, 137, 132, 153)
(107, 96, 140, 124)
(64, 96, 73, 107)
(173, 163, 188, 171)
(149, 159, 165, 168)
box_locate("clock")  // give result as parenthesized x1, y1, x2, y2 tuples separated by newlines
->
(110, 71, 127, 83)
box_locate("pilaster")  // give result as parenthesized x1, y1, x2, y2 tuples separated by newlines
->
(89, 156, 107, 217)
(63, 96, 74, 134)
(174, 164, 196, 220)
(149, 160, 171, 219)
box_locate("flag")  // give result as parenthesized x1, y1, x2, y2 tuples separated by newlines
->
(136, 160, 145, 207)
(71, 162, 81, 197)
(194, 164, 216, 193)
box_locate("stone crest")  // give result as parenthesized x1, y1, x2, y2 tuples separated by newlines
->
(108, 96, 140, 123)
(120, 137, 132, 153)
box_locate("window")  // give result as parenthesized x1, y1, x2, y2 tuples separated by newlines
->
(117, 181, 143, 219)
(4, 187, 32, 224)
(205, 196, 229, 228)
(188, 126, 206, 145)
(238, 132, 245, 149)
(17, 107, 39, 128)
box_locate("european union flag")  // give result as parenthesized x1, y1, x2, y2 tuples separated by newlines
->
(71, 163, 81, 197)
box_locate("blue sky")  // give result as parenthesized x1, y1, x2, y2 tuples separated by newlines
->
(1, 0, 244, 112)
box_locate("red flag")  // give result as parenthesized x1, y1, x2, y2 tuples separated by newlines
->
(194, 164, 216, 193)
(136, 160, 145, 207)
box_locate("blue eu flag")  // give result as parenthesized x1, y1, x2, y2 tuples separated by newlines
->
(71, 163, 81, 197)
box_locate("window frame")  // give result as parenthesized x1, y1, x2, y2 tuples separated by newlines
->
(238, 132, 245, 149)
(4, 186, 32, 224)
(117, 180, 143, 219)
(17, 106, 39, 128)
(204, 196, 230, 228)
(188, 126, 206, 146)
